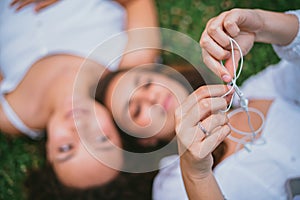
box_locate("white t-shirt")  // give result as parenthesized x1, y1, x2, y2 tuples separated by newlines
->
(0, 0, 127, 138)
(0, 0, 126, 94)
(153, 9, 300, 200)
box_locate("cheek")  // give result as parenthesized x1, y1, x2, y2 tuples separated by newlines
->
(45, 120, 57, 162)
(141, 107, 169, 136)
(135, 105, 164, 127)
(45, 138, 55, 163)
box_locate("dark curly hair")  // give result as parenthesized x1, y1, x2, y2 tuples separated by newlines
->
(24, 133, 158, 200)
(25, 161, 158, 200)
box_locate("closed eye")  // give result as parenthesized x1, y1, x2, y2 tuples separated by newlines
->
(143, 79, 152, 89)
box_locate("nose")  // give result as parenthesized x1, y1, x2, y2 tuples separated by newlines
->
(134, 86, 158, 105)
(54, 118, 77, 137)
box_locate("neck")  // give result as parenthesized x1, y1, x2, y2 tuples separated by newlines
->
(0, 55, 108, 133)
(46, 56, 108, 117)
(26, 55, 107, 127)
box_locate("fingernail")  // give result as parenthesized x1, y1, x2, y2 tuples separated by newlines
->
(226, 83, 232, 90)
(222, 74, 232, 82)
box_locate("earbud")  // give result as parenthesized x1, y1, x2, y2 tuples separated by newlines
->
(228, 81, 249, 112)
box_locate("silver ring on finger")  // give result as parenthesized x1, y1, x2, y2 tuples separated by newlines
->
(197, 121, 209, 136)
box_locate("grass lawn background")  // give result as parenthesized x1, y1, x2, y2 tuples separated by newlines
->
(1, 1, 300, 199)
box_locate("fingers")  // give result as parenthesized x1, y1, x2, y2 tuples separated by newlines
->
(10, 0, 35, 11)
(223, 48, 242, 76)
(10, 0, 20, 6)
(177, 85, 230, 116)
(175, 85, 231, 169)
(35, 0, 59, 12)
(10, 0, 59, 12)
(222, 10, 243, 38)
(205, 12, 232, 52)
(200, 9, 259, 82)
(176, 98, 228, 139)
(202, 48, 233, 82)
(175, 85, 231, 154)
(199, 113, 229, 135)
(176, 118, 230, 159)
(198, 125, 230, 159)
(180, 97, 228, 129)
(200, 30, 231, 62)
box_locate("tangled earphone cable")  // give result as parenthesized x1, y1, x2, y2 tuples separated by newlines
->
(220, 37, 266, 152)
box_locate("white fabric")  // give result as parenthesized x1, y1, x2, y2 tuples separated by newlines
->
(0, 0, 126, 138)
(214, 97, 300, 200)
(0, 94, 44, 139)
(0, 0, 126, 94)
(153, 9, 300, 200)
(153, 155, 188, 200)
(272, 10, 300, 63)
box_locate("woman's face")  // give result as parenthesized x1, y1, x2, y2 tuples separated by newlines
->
(104, 68, 189, 142)
(46, 99, 123, 188)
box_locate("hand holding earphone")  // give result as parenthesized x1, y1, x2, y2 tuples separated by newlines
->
(200, 9, 263, 82)
(174, 85, 231, 177)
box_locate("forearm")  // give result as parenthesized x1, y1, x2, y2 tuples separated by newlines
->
(180, 159, 224, 200)
(117, 0, 160, 68)
(255, 9, 299, 46)
(121, 0, 158, 30)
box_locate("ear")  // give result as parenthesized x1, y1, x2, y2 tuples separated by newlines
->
(137, 138, 159, 147)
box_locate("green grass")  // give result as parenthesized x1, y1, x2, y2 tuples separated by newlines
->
(156, 0, 300, 83)
(1, 1, 300, 199)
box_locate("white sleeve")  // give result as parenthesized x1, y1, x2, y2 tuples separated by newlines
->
(152, 155, 189, 200)
(233, 60, 300, 106)
(272, 10, 300, 62)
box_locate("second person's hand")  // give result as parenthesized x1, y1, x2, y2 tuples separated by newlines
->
(175, 84, 231, 176)
(200, 9, 263, 82)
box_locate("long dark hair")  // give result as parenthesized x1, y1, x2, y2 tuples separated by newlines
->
(24, 135, 157, 199)
(25, 152, 157, 200)
(95, 63, 226, 168)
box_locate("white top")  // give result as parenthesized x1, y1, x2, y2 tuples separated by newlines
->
(153, 10, 300, 200)
(0, 0, 127, 138)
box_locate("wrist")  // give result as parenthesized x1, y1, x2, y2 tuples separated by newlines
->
(180, 155, 213, 179)
(255, 9, 299, 45)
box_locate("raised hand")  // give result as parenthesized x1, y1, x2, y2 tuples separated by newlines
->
(175, 85, 231, 176)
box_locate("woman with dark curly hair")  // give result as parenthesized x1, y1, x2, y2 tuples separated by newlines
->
(1, 0, 159, 191)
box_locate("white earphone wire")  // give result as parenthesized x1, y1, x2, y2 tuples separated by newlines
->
(220, 37, 266, 151)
